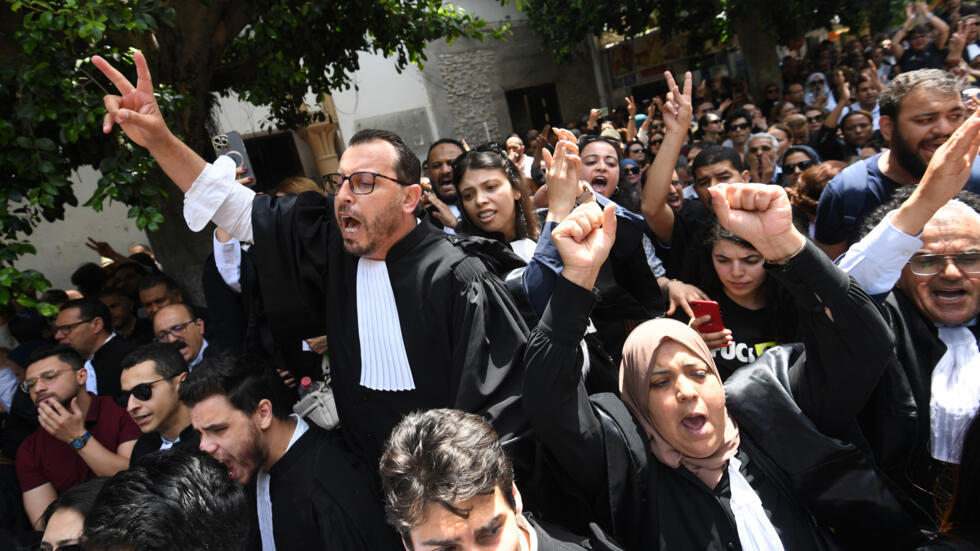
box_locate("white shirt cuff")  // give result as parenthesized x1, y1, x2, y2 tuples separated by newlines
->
(838, 210, 923, 295)
(213, 230, 242, 293)
(183, 156, 255, 242)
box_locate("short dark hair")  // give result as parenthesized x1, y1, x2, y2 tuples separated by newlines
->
(178, 352, 292, 419)
(83, 450, 249, 551)
(97, 286, 133, 303)
(451, 149, 540, 241)
(379, 409, 516, 544)
(351, 128, 422, 186)
(725, 108, 751, 128)
(70, 263, 106, 298)
(879, 69, 962, 120)
(427, 138, 465, 161)
(121, 343, 188, 379)
(137, 273, 180, 294)
(42, 478, 106, 526)
(28, 343, 85, 371)
(692, 144, 745, 175)
(60, 298, 111, 334)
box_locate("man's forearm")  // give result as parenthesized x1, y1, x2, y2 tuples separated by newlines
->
(149, 134, 208, 193)
(77, 438, 132, 477)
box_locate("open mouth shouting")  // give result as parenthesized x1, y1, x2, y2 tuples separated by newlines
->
(590, 176, 609, 196)
(681, 413, 708, 435)
(476, 208, 497, 225)
(338, 210, 363, 238)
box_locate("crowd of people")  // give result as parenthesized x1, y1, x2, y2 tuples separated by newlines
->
(2, 4, 980, 549)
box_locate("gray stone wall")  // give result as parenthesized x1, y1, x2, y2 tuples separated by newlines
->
(437, 50, 501, 144)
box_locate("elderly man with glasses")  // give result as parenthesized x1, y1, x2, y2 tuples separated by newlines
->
(92, 53, 531, 480)
(837, 114, 980, 525)
(151, 304, 210, 370)
(15, 345, 139, 529)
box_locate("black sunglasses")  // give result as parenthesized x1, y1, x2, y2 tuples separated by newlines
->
(650, 138, 664, 146)
(805, 114, 826, 124)
(728, 122, 750, 131)
(783, 159, 815, 173)
(115, 375, 180, 408)
(624, 166, 640, 175)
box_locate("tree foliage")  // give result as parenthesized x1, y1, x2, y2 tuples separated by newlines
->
(0, 0, 505, 313)
(514, 0, 903, 63)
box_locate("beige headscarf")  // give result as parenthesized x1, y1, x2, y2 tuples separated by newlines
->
(619, 318, 740, 489)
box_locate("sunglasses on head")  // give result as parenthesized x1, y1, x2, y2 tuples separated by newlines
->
(115, 374, 181, 408)
(783, 159, 815, 173)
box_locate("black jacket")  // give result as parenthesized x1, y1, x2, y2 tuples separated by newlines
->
(523, 242, 934, 550)
(90, 335, 138, 398)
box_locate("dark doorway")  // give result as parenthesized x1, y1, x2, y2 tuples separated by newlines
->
(505, 83, 562, 138)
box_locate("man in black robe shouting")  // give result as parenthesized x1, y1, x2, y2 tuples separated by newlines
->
(92, 52, 530, 466)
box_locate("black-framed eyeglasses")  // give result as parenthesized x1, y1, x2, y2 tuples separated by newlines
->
(907, 252, 980, 276)
(783, 160, 815, 173)
(322, 172, 410, 195)
(52, 318, 93, 336)
(38, 543, 82, 551)
(154, 320, 196, 342)
(115, 375, 179, 408)
(21, 368, 74, 394)
(624, 166, 640, 175)
(805, 114, 826, 124)
(728, 122, 750, 131)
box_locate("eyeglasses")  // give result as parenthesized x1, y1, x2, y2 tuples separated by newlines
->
(728, 122, 750, 131)
(907, 252, 980, 276)
(624, 166, 640, 175)
(629, 147, 644, 154)
(650, 123, 664, 131)
(650, 139, 664, 146)
(322, 172, 410, 195)
(783, 159, 815, 173)
(38, 543, 82, 551)
(805, 115, 826, 124)
(21, 368, 74, 393)
(52, 318, 93, 336)
(154, 320, 196, 342)
(115, 375, 178, 408)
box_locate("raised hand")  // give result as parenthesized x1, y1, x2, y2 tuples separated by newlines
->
(542, 131, 581, 223)
(85, 237, 121, 260)
(37, 397, 86, 444)
(92, 51, 170, 149)
(552, 202, 617, 289)
(708, 183, 805, 262)
(661, 71, 693, 136)
(626, 96, 637, 118)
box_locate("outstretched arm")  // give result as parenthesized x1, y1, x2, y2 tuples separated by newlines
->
(92, 52, 206, 192)
(641, 71, 692, 244)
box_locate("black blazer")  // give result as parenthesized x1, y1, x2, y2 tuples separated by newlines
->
(91, 335, 138, 398)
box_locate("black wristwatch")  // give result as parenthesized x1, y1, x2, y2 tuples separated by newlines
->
(69, 431, 91, 450)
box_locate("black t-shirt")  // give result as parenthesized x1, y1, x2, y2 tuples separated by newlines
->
(899, 43, 946, 72)
(708, 292, 780, 380)
(656, 198, 714, 279)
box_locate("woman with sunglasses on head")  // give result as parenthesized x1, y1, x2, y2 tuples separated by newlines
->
(524, 184, 932, 550)
(450, 146, 540, 260)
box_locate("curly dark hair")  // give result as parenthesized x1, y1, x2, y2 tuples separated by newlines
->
(379, 409, 515, 549)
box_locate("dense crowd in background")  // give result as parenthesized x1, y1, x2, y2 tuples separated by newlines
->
(3, 1, 980, 549)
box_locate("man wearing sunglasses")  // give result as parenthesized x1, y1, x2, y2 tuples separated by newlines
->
(837, 115, 980, 523)
(15, 345, 139, 529)
(119, 343, 198, 464)
(722, 109, 752, 157)
(93, 54, 531, 475)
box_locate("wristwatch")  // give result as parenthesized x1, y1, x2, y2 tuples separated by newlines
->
(69, 431, 91, 450)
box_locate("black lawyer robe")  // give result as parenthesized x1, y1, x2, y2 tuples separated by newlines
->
(129, 424, 201, 465)
(523, 243, 934, 550)
(90, 335, 137, 398)
(244, 425, 401, 550)
(250, 192, 530, 464)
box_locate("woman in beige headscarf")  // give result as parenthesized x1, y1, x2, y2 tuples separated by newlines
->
(522, 181, 933, 549)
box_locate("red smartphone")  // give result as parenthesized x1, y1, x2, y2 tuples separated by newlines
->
(690, 300, 726, 333)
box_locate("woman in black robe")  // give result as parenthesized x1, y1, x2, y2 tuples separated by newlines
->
(523, 184, 934, 549)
